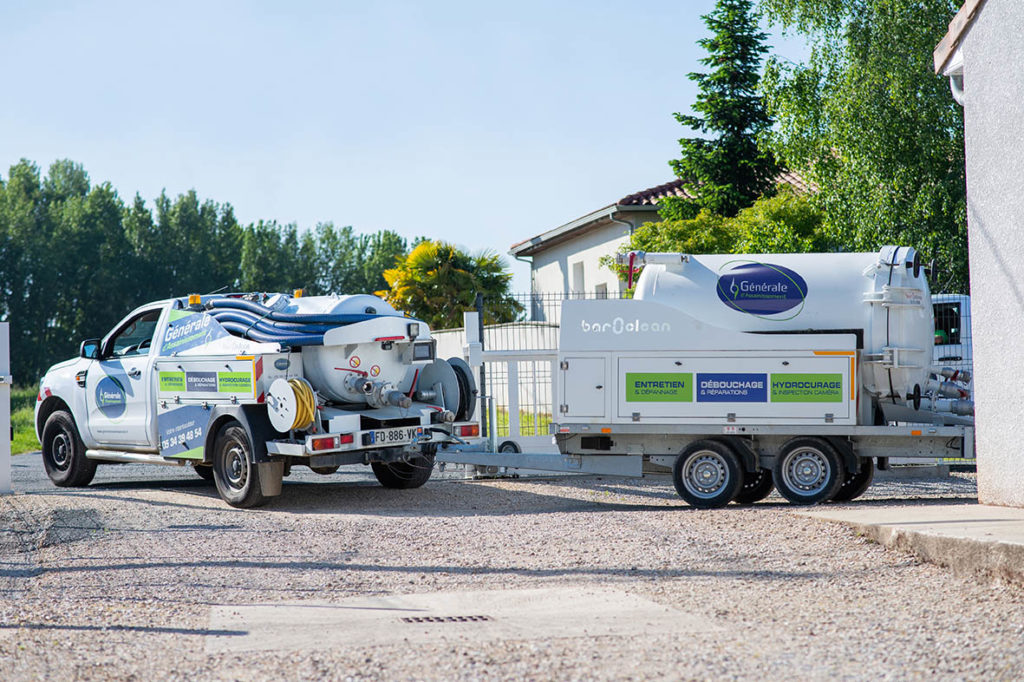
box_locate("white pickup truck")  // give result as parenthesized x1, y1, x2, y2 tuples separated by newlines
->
(35, 292, 478, 507)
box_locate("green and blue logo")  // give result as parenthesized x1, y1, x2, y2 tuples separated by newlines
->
(717, 261, 808, 320)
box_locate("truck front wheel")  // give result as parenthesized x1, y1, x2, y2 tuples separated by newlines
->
(672, 440, 743, 509)
(212, 423, 267, 508)
(371, 447, 435, 489)
(41, 410, 97, 487)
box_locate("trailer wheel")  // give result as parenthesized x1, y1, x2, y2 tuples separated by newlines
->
(371, 447, 436, 489)
(41, 410, 96, 487)
(212, 423, 267, 508)
(672, 440, 743, 509)
(773, 438, 844, 505)
(733, 469, 774, 505)
(831, 457, 874, 502)
(193, 464, 215, 482)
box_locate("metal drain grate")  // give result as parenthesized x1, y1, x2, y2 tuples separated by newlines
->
(401, 615, 493, 624)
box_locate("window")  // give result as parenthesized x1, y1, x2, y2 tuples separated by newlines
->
(595, 283, 608, 299)
(107, 309, 162, 358)
(933, 302, 961, 345)
(571, 262, 585, 298)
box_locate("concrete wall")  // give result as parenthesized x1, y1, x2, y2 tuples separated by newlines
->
(530, 219, 632, 297)
(962, 0, 1024, 506)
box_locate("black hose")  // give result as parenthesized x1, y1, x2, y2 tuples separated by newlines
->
(208, 309, 334, 334)
(217, 320, 325, 346)
(206, 297, 383, 325)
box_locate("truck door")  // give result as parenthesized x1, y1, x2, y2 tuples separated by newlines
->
(85, 307, 164, 448)
(559, 356, 607, 418)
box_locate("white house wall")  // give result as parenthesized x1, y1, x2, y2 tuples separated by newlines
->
(530, 219, 632, 295)
(961, 0, 1024, 506)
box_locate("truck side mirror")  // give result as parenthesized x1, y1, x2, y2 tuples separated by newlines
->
(80, 339, 101, 360)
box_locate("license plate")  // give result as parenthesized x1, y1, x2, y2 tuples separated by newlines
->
(370, 426, 422, 446)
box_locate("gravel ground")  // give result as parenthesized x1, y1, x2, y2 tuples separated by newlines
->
(1, 455, 1021, 681)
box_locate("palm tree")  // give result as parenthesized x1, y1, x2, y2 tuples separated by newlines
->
(377, 241, 523, 330)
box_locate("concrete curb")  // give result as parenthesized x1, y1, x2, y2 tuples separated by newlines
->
(797, 504, 1024, 587)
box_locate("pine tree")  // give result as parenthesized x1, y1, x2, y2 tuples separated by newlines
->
(667, 0, 779, 218)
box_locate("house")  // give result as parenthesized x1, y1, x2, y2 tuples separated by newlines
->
(509, 172, 810, 301)
(934, 0, 1024, 507)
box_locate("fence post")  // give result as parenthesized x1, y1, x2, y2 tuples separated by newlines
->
(0, 323, 11, 494)
(474, 293, 487, 440)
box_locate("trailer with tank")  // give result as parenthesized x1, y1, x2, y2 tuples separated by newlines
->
(438, 246, 975, 507)
(35, 292, 479, 507)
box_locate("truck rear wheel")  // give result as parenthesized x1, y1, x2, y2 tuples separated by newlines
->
(41, 410, 96, 487)
(831, 457, 874, 502)
(733, 468, 774, 505)
(672, 440, 743, 509)
(212, 423, 267, 508)
(371, 447, 435, 489)
(773, 437, 844, 505)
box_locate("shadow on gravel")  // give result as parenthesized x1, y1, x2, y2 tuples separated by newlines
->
(0, 623, 245, 636)
(0, 559, 827, 582)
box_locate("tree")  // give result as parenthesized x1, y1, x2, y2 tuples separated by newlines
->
(608, 187, 825, 283)
(239, 220, 305, 292)
(760, 0, 968, 291)
(378, 241, 523, 329)
(666, 0, 780, 219)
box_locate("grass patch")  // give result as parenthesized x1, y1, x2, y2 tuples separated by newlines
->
(10, 385, 39, 454)
(494, 407, 553, 438)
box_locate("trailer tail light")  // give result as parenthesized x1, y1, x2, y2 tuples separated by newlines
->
(312, 436, 340, 451)
(339, 433, 354, 445)
(457, 424, 480, 438)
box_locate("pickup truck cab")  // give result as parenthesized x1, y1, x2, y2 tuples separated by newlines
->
(35, 293, 478, 507)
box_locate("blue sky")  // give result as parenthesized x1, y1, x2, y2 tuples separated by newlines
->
(0, 0, 807, 291)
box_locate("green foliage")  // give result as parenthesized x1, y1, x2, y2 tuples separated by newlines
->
(302, 223, 409, 295)
(670, 0, 780, 217)
(731, 186, 826, 252)
(0, 158, 473, 383)
(609, 188, 825, 283)
(379, 241, 524, 330)
(10, 385, 38, 454)
(760, 0, 968, 291)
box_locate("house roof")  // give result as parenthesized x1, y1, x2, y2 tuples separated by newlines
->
(934, 0, 987, 74)
(617, 170, 813, 206)
(510, 170, 812, 258)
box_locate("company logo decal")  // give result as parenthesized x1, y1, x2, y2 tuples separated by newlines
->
(95, 376, 127, 418)
(185, 371, 217, 392)
(697, 373, 767, 403)
(625, 373, 693, 402)
(158, 405, 207, 458)
(581, 318, 671, 335)
(161, 310, 229, 354)
(770, 373, 843, 403)
(716, 261, 808, 320)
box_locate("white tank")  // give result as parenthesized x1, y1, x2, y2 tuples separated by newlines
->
(633, 246, 933, 407)
(293, 295, 432, 407)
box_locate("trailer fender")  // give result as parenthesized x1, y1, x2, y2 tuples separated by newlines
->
(715, 437, 759, 473)
(824, 437, 860, 474)
(201, 405, 285, 465)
